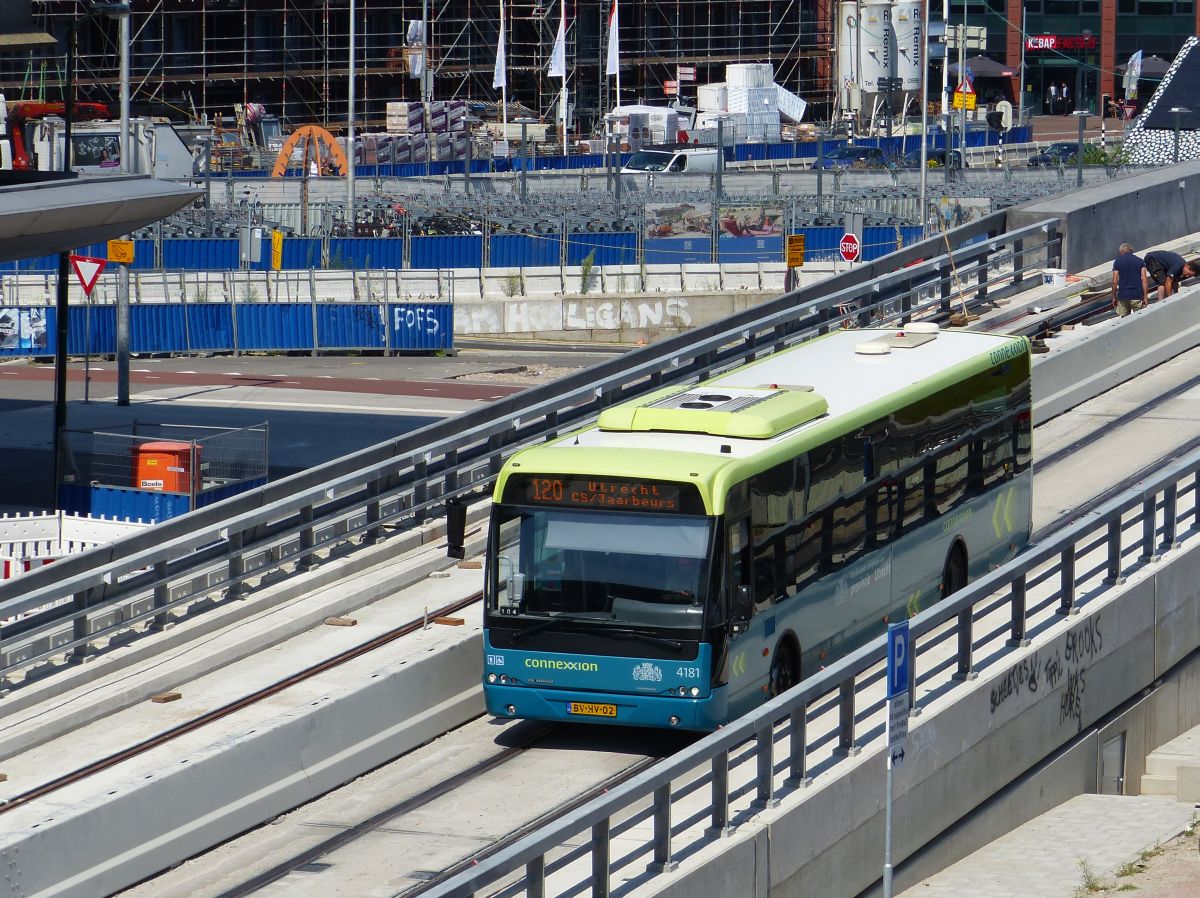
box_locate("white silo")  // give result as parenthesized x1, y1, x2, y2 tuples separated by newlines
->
(859, 0, 895, 95)
(837, 0, 859, 109)
(893, 0, 923, 92)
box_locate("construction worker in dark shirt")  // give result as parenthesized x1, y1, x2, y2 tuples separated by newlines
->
(1143, 249, 1200, 301)
(1111, 243, 1148, 316)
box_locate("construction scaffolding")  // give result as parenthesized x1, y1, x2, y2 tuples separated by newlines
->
(1, 1, 834, 139)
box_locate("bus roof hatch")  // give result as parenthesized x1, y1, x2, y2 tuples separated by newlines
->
(598, 386, 829, 439)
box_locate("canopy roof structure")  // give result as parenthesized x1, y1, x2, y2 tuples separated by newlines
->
(946, 56, 1017, 79)
(0, 175, 201, 261)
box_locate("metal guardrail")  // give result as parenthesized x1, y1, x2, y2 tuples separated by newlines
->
(0, 212, 1060, 687)
(424, 411, 1200, 898)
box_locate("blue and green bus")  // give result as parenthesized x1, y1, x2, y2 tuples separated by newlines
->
(483, 325, 1032, 729)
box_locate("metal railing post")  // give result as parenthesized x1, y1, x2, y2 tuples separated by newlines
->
(1163, 483, 1179, 551)
(1013, 238, 1025, 285)
(1008, 573, 1029, 647)
(1105, 517, 1125, 584)
(1140, 495, 1158, 562)
(297, 503, 315, 573)
(976, 250, 989, 302)
(651, 784, 677, 871)
(365, 477, 383, 545)
(954, 608, 976, 680)
(835, 678, 859, 756)
(70, 589, 93, 663)
(755, 724, 778, 807)
(526, 856, 545, 898)
(711, 749, 731, 835)
(788, 704, 811, 786)
(592, 818, 611, 898)
(226, 529, 245, 599)
(1058, 546, 1078, 615)
(150, 560, 172, 631)
(413, 456, 429, 524)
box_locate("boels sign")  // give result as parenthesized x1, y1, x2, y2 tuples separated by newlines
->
(1025, 34, 1097, 51)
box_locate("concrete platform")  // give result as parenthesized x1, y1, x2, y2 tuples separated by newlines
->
(899, 795, 1195, 898)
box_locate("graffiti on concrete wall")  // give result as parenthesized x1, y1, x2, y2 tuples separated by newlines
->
(565, 297, 693, 330)
(988, 614, 1101, 730)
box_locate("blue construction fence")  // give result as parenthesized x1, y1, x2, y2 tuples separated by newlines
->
(0, 301, 453, 358)
(0, 225, 929, 273)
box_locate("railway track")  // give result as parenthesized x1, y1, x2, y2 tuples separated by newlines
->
(0, 593, 482, 817)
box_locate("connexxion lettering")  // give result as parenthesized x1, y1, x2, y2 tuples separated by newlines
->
(524, 659, 600, 672)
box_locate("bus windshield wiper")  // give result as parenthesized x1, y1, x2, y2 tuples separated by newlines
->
(601, 628, 685, 650)
(511, 615, 582, 643)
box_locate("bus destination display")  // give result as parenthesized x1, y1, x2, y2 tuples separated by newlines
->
(511, 475, 691, 512)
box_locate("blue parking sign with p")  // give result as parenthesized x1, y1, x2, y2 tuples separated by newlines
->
(887, 622, 910, 700)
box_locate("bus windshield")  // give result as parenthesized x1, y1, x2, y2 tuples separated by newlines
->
(488, 505, 713, 633)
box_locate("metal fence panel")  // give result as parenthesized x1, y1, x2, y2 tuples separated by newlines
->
(793, 227, 843, 261)
(317, 303, 387, 349)
(328, 238, 405, 270)
(386, 302, 453, 350)
(645, 238, 712, 264)
(67, 305, 115, 355)
(566, 232, 637, 266)
(281, 238, 323, 270)
(162, 239, 239, 271)
(409, 235, 484, 270)
(130, 304, 189, 353)
(863, 226, 924, 262)
(717, 235, 783, 263)
(185, 303, 235, 351)
(490, 234, 561, 268)
(235, 303, 314, 350)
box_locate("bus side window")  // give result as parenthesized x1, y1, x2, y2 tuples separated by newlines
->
(729, 517, 752, 602)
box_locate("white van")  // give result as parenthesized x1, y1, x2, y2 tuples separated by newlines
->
(621, 144, 720, 175)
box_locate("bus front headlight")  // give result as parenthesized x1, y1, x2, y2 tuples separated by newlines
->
(690, 686, 701, 697)
(487, 673, 497, 684)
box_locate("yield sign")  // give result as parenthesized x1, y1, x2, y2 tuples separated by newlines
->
(955, 79, 975, 96)
(70, 255, 107, 296)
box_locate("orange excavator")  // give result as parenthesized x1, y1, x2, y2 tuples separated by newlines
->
(1, 98, 110, 170)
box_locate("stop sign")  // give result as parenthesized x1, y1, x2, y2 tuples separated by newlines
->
(840, 233, 861, 263)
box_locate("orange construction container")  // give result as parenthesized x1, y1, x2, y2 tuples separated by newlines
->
(133, 441, 200, 494)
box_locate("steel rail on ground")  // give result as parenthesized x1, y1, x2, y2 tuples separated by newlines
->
(0, 214, 1061, 687)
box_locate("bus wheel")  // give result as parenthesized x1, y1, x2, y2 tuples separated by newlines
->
(941, 545, 968, 599)
(769, 642, 799, 698)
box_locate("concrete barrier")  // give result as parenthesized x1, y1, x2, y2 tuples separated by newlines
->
(1032, 283, 1200, 424)
(722, 263, 761, 291)
(1008, 158, 1200, 271)
(681, 264, 722, 293)
(448, 268, 483, 302)
(397, 269, 443, 301)
(643, 264, 685, 293)
(601, 264, 642, 295)
(480, 267, 524, 301)
(759, 262, 787, 292)
(522, 266, 564, 298)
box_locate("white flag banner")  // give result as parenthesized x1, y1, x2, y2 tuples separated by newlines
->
(1124, 50, 1143, 101)
(548, 14, 566, 79)
(493, 16, 507, 89)
(605, 0, 619, 77)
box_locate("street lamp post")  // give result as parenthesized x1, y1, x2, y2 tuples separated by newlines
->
(1073, 110, 1088, 187)
(516, 116, 536, 201)
(1170, 107, 1190, 165)
(53, 1, 130, 505)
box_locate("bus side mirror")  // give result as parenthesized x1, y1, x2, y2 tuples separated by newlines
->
(731, 585, 753, 632)
(446, 498, 466, 559)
